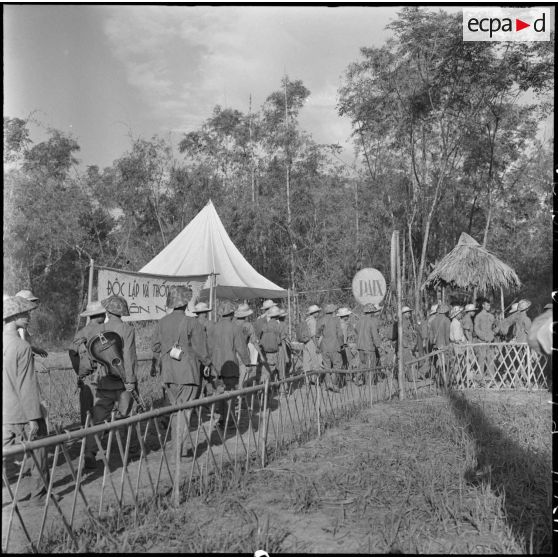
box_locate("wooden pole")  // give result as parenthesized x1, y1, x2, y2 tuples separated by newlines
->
(86, 259, 94, 324)
(396, 231, 405, 400)
(287, 288, 292, 339)
(500, 287, 505, 320)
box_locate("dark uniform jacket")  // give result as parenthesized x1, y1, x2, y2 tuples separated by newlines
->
(258, 318, 284, 353)
(3, 329, 42, 424)
(391, 318, 417, 350)
(514, 313, 532, 343)
(461, 313, 475, 342)
(356, 315, 381, 351)
(474, 310, 495, 343)
(197, 315, 216, 360)
(153, 309, 209, 385)
(212, 317, 250, 377)
(316, 315, 344, 354)
(429, 314, 450, 349)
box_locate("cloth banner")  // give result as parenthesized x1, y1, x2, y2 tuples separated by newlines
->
(97, 267, 209, 321)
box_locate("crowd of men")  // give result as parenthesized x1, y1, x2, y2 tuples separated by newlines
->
(3, 286, 552, 494)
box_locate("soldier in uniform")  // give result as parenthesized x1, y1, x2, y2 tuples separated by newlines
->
(355, 303, 382, 386)
(474, 298, 496, 382)
(337, 307, 358, 381)
(316, 304, 344, 391)
(68, 300, 106, 426)
(497, 302, 518, 341)
(256, 305, 283, 383)
(461, 304, 476, 342)
(194, 301, 216, 397)
(83, 295, 138, 469)
(212, 301, 251, 429)
(151, 286, 210, 456)
(3, 296, 59, 504)
(15, 289, 48, 359)
(426, 304, 439, 352)
(276, 308, 292, 382)
(302, 305, 322, 378)
(234, 303, 257, 387)
(514, 300, 532, 343)
(392, 306, 418, 381)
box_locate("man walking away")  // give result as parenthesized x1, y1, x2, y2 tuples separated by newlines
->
(151, 286, 210, 457)
(69, 301, 106, 426)
(301, 305, 322, 382)
(3, 296, 59, 504)
(83, 295, 138, 469)
(316, 304, 344, 391)
(194, 301, 216, 397)
(355, 303, 382, 386)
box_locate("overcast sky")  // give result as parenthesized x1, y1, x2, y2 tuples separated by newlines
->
(7, 4, 549, 171)
(2, 5, 408, 168)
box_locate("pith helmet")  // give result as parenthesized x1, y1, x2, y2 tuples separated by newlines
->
(437, 303, 450, 314)
(261, 299, 277, 310)
(267, 305, 282, 318)
(449, 305, 463, 319)
(220, 301, 236, 316)
(337, 307, 352, 317)
(16, 289, 39, 302)
(429, 304, 439, 316)
(324, 303, 337, 314)
(3, 296, 38, 320)
(307, 304, 321, 315)
(363, 303, 375, 314)
(544, 303, 552, 310)
(517, 299, 531, 312)
(235, 303, 253, 319)
(166, 285, 191, 309)
(464, 303, 476, 313)
(101, 295, 130, 317)
(80, 300, 106, 317)
(401, 306, 412, 314)
(194, 301, 211, 314)
(507, 302, 518, 315)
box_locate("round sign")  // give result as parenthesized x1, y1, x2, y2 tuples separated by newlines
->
(352, 268, 386, 306)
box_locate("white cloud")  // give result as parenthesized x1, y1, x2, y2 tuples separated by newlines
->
(102, 6, 397, 149)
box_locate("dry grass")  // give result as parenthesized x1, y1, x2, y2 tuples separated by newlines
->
(40, 390, 551, 554)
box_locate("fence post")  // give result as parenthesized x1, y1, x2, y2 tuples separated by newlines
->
(317, 381, 322, 438)
(173, 410, 181, 507)
(261, 379, 269, 468)
(368, 366, 373, 408)
(526, 344, 533, 388)
(441, 351, 448, 390)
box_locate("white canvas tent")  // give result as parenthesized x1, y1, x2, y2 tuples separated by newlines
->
(139, 200, 287, 301)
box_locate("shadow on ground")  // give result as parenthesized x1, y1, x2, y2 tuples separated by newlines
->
(447, 390, 551, 554)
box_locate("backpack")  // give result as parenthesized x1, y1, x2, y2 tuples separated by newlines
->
(295, 320, 311, 343)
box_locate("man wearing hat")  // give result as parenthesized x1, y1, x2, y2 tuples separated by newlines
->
(151, 286, 211, 454)
(497, 302, 518, 341)
(68, 301, 107, 426)
(212, 301, 251, 428)
(461, 303, 477, 343)
(429, 303, 451, 350)
(256, 305, 284, 383)
(474, 298, 496, 379)
(234, 303, 257, 388)
(392, 306, 418, 381)
(83, 295, 139, 468)
(316, 304, 344, 391)
(426, 304, 439, 352)
(528, 302, 552, 358)
(15, 289, 48, 359)
(3, 296, 55, 504)
(355, 303, 382, 386)
(337, 308, 358, 378)
(275, 308, 292, 383)
(194, 301, 217, 397)
(513, 300, 532, 343)
(302, 305, 322, 377)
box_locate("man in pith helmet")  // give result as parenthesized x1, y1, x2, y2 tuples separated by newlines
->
(83, 295, 138, 469)
(194, 301, 216, 397)
(355, 303, 382, 386)
(392, 306, 418, 381)
(316, 303, 344, 391)
(302, 305, 322, 378)
(68, 300, 106, 426)
(151, 286, 211, 456)
(3, 296, 58, 504)
(212, 301, 250, 429)
(461, 303, 476, 342)
(474, 298, 496, 381)
(15, 289, 48, 359)
(514, 299, 532, 343)
(234, 302, 257, 388)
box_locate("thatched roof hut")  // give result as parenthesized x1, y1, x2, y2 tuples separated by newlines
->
(422, 232, 520, 295)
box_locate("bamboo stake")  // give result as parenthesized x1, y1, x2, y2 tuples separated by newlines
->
(86, 258, 94, 324)
(395, 231, 405, 400)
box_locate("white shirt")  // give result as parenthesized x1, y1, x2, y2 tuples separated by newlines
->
(450, 318, 466, 344)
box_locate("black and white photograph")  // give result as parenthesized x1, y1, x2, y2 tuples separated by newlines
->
(3, 3, 554, 555)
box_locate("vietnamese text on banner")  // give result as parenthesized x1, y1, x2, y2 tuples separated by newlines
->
(96, 266, 209, 321)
